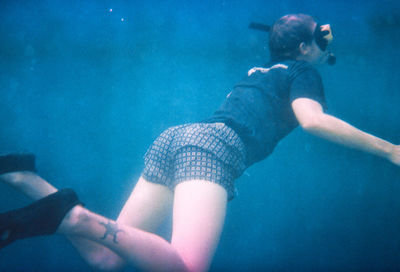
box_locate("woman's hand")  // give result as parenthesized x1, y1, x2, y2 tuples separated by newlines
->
(388, 145, 400, 166)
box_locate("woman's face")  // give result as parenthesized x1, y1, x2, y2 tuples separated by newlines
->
(297, 22, 330, 65)
(304, 40, 328, 64)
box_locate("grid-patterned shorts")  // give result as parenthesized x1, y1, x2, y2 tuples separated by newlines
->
(141, 123, 247, 200)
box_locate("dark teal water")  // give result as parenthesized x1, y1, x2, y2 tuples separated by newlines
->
(1, 0, 400, 271)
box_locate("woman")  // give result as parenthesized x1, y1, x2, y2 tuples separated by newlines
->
(1, 14, 399, 272)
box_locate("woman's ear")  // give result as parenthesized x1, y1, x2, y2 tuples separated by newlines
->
(299, 42, 309, 55)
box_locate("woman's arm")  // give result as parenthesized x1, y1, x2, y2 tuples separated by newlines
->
(291, 98, 400, 166)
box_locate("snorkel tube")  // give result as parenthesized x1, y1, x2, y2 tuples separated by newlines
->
(249, 21, 336, 65)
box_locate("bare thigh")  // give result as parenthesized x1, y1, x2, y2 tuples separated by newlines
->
(117, 176, 174, 232)
(171, 180, 228, 272)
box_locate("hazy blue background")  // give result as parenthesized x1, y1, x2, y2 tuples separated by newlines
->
(1, 0, 400, 271)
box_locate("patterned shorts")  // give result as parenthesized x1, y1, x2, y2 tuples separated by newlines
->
(141, 123, 247, 200)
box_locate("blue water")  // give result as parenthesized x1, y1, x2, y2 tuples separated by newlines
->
(1, 0, 400, 271)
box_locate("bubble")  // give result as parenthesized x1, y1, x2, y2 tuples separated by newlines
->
(109, 8, 113, 12)
(121, 18, 125, 22)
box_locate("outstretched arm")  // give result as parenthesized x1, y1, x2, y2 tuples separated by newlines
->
(291, 98, 400, 166)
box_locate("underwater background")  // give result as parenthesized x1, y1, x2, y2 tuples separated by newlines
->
(1, 0, 400, 271)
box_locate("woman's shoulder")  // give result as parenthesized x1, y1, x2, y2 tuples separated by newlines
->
(288, 60, 321, 79)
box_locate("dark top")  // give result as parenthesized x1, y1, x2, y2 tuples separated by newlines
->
(203, 59, 327, 166)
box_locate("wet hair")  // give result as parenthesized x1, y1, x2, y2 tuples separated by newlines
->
(269, 14, 315, 61)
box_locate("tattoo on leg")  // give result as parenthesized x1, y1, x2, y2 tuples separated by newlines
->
(99, 221, 125, 244)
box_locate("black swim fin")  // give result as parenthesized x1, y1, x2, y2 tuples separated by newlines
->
(0, 189, 81, 249)
(0, 153, 36, 175)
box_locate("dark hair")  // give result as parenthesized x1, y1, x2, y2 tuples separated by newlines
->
(269, 14, 315, 61)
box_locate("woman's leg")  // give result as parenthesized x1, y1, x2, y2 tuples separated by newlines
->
(0, 171, 57, 200)
(171, 180, 227, 272)
(69, 176, 174, 271)
(57, 179, 227, 272)
(117, 176, 173, 233)
(0, 171, 122, 270)
(0, 172, 173, 271)
(86, 176, 174, 270)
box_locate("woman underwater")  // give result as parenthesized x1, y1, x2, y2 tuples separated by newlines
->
(1, 14, 400, 272)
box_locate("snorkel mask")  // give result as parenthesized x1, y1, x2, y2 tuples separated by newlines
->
(249, 20, 336, 65)
(314, 24, 336, 65)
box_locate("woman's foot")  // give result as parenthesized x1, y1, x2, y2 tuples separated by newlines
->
(0, 153, 36, 175)
(0, 189, 81, 249)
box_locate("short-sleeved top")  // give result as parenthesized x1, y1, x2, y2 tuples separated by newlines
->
(203, 59, 327, 166)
